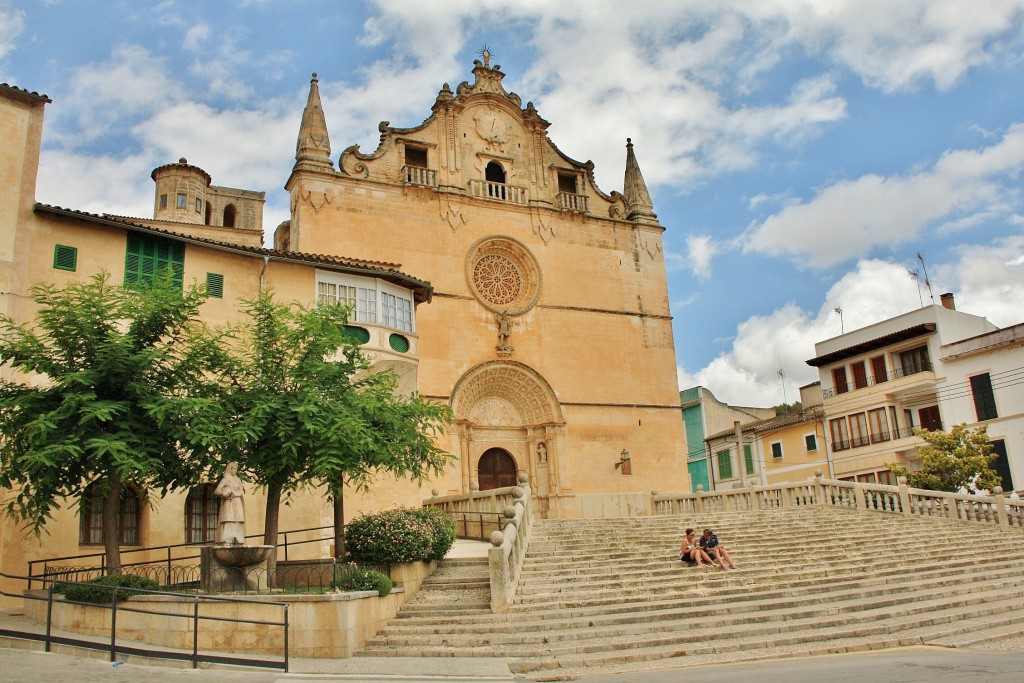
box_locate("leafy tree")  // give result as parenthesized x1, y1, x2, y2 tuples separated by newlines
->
(888, 423, 1000, 493)
(0, 272, 221, 571)
(217, 291, 451, 574)
(774, 401, 803, 416)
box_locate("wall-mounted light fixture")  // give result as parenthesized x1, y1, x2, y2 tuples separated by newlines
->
(614, 448, 631, 469)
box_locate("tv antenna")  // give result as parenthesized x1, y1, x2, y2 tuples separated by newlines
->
(916, 252, 934, 304)
(908, 269, 924, 307)
(777, 368, 787, 407)
(833, 306, 844, 334)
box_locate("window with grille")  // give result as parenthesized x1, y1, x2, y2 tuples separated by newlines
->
(79, 483, 140, 546)
(382, 292, 413, 332)
(124, 233, 184, 288)
(206, 273, 224, 298)
(53, 244, 77, 271)
(185, 484, 220, 543)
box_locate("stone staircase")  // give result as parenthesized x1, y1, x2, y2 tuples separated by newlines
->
(358, 508, 1024, 676)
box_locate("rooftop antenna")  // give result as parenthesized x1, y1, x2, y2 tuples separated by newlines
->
(908, 269, 924, 307)
(777, 368, 788, 407)
(833, 306, 844, 334)
(916, 252, 934, 304)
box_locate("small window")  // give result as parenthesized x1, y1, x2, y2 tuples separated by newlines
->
(770, 442, 783, 460)
(717, 449, 733, 479)
(176, 193, 187, 209)
(970, 373, 998, 421)
(159, 194, 168, 209)
(485, 161, 506, 184)
(53, 244, 77, 271)
(344, 325, 370, 344)
(557, 172, 577, 193)
(185, 484, 219, 544)
(389, 333, 410, 353)
(805, 434, 817, 452)
(206, 273, 224, 298)
(195, 197, 202, 213)
(405, 146, 428, 169)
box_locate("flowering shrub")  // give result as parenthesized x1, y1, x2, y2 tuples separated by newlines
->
(345, 507, 456, 564)
(331, 566, 393, 596)
(410, 506, 457, 561)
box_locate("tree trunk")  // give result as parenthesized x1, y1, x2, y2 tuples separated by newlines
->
(332, 481, 345, 559)
(102, 476, 122, 574)
(263, 481, 282, 584)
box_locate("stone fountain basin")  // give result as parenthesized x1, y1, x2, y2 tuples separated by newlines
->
(212, 545, 272, 567)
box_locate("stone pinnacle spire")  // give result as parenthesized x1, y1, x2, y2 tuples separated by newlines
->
(294, 72, 333, 172)
(623, 138, 658, 224)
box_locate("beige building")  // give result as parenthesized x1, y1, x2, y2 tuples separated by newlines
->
(0, 58, 687, 593)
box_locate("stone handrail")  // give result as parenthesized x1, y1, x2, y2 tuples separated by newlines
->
(487, 473, 532, 613)
(653, 473, 1024, 529)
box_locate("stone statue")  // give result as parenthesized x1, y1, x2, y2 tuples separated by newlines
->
(214, 462, 246, 545)
(496, 310, 514, 352)
(537, 442, 547, 464)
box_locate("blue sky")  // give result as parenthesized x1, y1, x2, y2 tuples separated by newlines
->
(2, 0, 1023, 407)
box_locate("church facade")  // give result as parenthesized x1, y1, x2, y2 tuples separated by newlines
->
(0, 57, 687, 594)
(279, 56, 688, 517)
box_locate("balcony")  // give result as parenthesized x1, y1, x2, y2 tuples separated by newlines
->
(823, 360, 934, 398)
(830, 426, 931, 452)
(557, 191, 589, 212)
(402, 166, 437, 187)
(468, 179, 528, 205)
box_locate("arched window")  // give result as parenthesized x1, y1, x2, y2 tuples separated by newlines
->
(478, 448, 517, 491)
(79, 482, 141, 546)
(185, 484, 220, 543)
(223, 204, 237, 228)
(485, 161, 506, 184)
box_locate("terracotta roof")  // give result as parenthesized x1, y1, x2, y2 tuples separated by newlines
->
(805, 323, 935, 367)
(0, 83, 51, 104)
(34, 203, 432, 301)
(706, 407, 825, 442)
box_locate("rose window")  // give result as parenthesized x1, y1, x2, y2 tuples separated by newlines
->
(465, 236, 541, 315)
(473, 254, 522, 306)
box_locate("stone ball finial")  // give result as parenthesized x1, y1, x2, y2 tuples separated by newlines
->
(815, 470, 823, 478)
(512, 486, 524, 500)
(431, 488, 440, 497)
(503, 506, 516, 520)
(517, 472, 529, 485)
(490, 530, 504, 546)
(994, 486, 1004, 495)
(470, 480, 479, 492)
(696, 484, 704, 493)
(898, 476, 907, 485)
(178, 157, 188, 164)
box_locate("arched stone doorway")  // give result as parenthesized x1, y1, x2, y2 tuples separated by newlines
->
(478, 448, 517, 490)
(450, 360, 566, 514)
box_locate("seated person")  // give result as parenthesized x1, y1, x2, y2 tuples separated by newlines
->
(699, 527, 737, 569)
(679, 527, 715, 567)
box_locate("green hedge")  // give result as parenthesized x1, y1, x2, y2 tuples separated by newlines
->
(59, 574, 160, 604)
(345, 507, 456, 564)
(331, 567, 394, 596)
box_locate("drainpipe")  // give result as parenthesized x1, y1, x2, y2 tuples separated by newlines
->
(259, 256, 270, 291)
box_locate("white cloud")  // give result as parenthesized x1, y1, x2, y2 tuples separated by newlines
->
(677, 259, 940, 405)
(685, 234, 718, 280)
(0, 3, 24, 64)
(744, 124, 1024, 268)
(934, 235, 1024, 327)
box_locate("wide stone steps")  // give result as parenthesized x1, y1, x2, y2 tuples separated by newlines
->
(356, 509, 1024, 673)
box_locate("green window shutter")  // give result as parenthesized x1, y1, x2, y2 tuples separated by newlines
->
(125, 233, 184, 288)
(388, 333, 410, 353)
(53, 244, 77, 271)
(344, 325, 370, 344)
(206, 273, 224, 298)
(717, 450, 732, 479)
(744, 444, 754, 475)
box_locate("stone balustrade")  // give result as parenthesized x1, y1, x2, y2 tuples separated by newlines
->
(487, 473, 532, 613)
(468, 179, 528, 204)
(401, 165, 437, 187)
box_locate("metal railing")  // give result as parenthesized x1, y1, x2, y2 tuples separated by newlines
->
(830, 425, 922, 452)
(29, 524, 336, 589)
(824, 361, 934, 398)
(0, 570, 289, 671)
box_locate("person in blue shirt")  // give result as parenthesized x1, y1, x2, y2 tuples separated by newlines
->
(699, 528, 737, 569)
